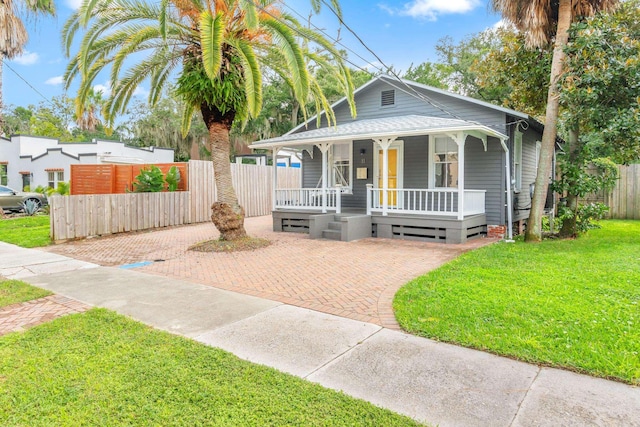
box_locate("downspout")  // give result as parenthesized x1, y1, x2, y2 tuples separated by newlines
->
(500, 138, 514, 241)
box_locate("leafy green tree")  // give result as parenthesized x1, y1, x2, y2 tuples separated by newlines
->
(492, 0, 619, 242)
(0, 0, 55, 130)
(64, 0, 355, 240)
(402, 61, 449, 89)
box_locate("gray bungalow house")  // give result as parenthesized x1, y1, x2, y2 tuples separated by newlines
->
(249, 74, 546, 243)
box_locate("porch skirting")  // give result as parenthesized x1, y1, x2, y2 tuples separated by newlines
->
(272, 210, 487, 244)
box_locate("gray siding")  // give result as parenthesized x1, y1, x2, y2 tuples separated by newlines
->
(403, 136, 429, 189)
(465, 136, 505, 225)
(302, 147, 322, 188)
(510, 124, 542, 222)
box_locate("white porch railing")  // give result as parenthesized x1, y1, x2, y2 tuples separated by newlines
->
(366, 187, 486, 216)
(275, 188, 342, 213)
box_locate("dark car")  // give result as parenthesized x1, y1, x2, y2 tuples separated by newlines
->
(0, 185, 48, 212)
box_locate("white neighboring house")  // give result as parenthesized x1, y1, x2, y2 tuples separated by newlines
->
(0, 135, 175, 190)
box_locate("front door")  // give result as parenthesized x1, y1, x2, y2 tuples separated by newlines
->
(378, 148, 398, 206)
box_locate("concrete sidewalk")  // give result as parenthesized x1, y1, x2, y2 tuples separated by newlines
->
(2, 243, 639, 426)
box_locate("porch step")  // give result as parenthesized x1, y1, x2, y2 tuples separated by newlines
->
(328, 221, 342, 231)
(321, 229, 342, 240)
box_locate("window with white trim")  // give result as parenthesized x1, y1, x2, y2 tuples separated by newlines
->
(513, 131, 523, 192)
(433, 136, 458, 188)
(330, 143, 351, 190)
(47, 170, 64, 189)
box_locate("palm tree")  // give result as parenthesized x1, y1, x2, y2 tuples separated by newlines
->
(76, 87, 104, 132)
(63, 0, 355, 240)
(491, 0, 618, 242)
(0, 0, 55, 130)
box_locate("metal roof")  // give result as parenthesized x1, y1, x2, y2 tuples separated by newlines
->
(249, 114, 508, 149)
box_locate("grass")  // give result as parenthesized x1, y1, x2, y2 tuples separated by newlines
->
(0, 215, 51, 248)
(0, 308, 421, 426)
(0, 279, 52, 308)
(394, 220, 640, 385)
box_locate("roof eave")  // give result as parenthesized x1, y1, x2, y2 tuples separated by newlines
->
(249, 124, 507, 150)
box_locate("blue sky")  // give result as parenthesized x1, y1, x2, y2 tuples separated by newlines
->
(4, 0, 502, 111)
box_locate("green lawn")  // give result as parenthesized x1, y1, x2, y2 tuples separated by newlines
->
(394, 220, 640, 385)
(0, 308, 421, 426)
(0, 280, 52, 308)
(0, 215, 51, 248)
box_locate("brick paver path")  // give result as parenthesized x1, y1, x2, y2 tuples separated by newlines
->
(45, 215, 496, 328)
(0, 295, 91, 336)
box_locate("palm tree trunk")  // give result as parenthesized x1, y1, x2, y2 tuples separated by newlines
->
(525, 0, 573, 242)
(201, 104, 247, 240)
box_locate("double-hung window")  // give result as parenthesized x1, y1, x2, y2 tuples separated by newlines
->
(47, 170, 64, 189)
(433, 137, 458, 188)
(330, 143, 351, 191)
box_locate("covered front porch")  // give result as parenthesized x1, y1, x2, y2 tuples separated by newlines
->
(251, 115, 514, 243)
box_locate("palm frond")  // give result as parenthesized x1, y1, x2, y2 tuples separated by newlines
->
(200, 10, 226, 80)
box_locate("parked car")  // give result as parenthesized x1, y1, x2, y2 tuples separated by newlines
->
(0, 185, 48, 212)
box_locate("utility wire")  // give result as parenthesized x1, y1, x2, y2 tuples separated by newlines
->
(318, 0, 470, 122)
(2, 59, 54, 106)
(281, 3, 384, 74)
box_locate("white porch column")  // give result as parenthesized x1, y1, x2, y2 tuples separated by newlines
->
(373, 137, 396, 216)
(455, 133, 466, 220)
(272, 146, 280, 211)
(316, 143, 331, 213)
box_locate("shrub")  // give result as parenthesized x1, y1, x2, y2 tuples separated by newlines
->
(165, 166, 181, 192)
(21, 199, 41, 216)
(133, 166, 165, 192)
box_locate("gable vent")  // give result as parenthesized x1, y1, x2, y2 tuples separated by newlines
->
(381, 89, 395, 106)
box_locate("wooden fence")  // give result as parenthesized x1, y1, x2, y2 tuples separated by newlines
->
(605, 164, 640, 220)
(51, 160, 301, 240)
(71, 163, 189, 194)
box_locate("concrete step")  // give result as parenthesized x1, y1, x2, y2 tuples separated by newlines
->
(322, 229, 342, 240)
(328, 221, 342, 231)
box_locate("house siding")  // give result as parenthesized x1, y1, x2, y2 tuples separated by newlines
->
(403, 136, 429, 189)
(465, 137, 505, 225)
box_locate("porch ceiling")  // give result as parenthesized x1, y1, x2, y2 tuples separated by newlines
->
(248, 114, 508, 149)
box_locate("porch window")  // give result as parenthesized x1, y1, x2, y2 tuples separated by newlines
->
(0, 164, 7, 186)
(513, 131, 523, 192)
(433, 137, 458, 188)
(330, 143, 351, 190)
(21, 173, 31, 191)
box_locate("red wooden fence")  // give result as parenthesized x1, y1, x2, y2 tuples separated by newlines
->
(70, 163, 189, 195)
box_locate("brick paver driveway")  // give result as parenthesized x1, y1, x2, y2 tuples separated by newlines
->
(45, 215, 496, 329)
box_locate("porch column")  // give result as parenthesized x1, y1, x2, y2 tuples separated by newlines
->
(500, 138, 514, 240)
(272, 146, 280, 211)
(456, 134, 466, 220)
(374, 137, 396, 216)
(316, 142, 331, 213)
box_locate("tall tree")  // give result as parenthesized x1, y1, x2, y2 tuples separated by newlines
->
(63, 0, 355, 240)
(492, 0, 618, 242)
(0, 0, 55, 131)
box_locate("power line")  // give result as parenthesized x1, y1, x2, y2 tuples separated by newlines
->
(318, 0, 470, 122)
(2, 59, 54, 106)
(280, 3, 384, 74)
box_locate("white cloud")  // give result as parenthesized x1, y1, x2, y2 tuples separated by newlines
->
(93, 83, 111, 97)
(45, 76, 64, 86)
(383, 0, 481, 20)
(65, 0, 83, 10)
(12, 51, 39, 65)
(133, 86, 149, 98)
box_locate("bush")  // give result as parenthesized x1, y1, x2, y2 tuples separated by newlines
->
(133, 166, 165, 192)
(165, 166, 181, 192)
(21, 199, 41, 216)
(558, 202, 609, 234)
